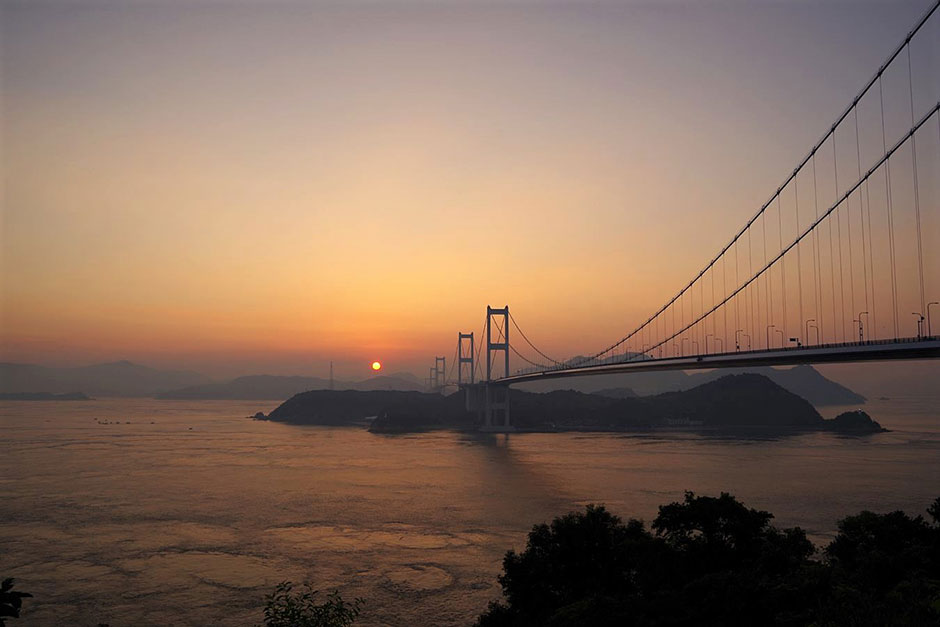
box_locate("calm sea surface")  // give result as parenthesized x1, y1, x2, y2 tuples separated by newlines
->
(2, 397, 939, 626)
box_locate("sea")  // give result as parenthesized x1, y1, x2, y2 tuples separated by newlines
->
(2, 396, 939, 626)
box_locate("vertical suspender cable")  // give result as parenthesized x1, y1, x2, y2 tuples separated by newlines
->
(833, 134, 846, 342)
(748, 228, 754, 344)
(907, 44, 926, 318)
(778, 195, 787, 340)
(880, 75, 900, 337)
(795, 178, 804, 344)
(734, 241, 740, 344)
(828, 142, 839, 341)
(723, 251, 728, 348)
(846, 121, 857, 335)
(856, 105, 872, 339)
(764, 211, 771, 346)
(813, 154, 822, 341)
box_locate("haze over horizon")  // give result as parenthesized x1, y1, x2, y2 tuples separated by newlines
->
(2, 0, 936, 380)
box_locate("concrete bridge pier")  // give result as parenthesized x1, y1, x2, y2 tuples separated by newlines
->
(464, 383, 513, 432)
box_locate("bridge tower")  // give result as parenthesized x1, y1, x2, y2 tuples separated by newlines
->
(457, 332, 474, 386)
(483, 305, 512, 431)
(434, 356, 446, 393)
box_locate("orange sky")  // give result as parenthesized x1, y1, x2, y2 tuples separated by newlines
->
(1, 0, 936, 379)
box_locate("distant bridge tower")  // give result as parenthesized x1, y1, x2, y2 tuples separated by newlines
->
(486, 306, 509, 381)
(457, 332, 474, 386)
(435, 356, 446, 393)
(483, 305, 512, 430)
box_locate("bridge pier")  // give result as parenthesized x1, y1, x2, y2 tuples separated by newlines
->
(464, 382, 513, 432)
(482, 383, 512, 432)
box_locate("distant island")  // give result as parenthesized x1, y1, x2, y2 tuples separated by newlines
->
(157, 373, 424, 400)
(259, 374, 884, 435)
(518, 364, 865, 406)
(0, 392, 91, 401)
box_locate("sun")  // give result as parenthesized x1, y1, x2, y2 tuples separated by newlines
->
(371, 361, 382, 371)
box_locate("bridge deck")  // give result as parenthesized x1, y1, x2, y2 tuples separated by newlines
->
(496, 337, 940, 385)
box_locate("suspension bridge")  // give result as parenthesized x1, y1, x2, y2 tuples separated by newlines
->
(426, 1, 940, 430)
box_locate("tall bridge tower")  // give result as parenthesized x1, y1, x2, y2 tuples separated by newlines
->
(483, 305, 512, 430)
(434, 356, 446, 393)
(457, 332, 474, 386)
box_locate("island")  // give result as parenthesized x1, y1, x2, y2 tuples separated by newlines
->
(259, 374, 885, 435)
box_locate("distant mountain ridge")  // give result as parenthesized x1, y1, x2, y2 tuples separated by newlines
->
(157, 373, 425, 399)
(0, 361, 210, 397)
(517, 365, 864, 406)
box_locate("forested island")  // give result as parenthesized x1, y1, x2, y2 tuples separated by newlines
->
(259, 374, 884, 434)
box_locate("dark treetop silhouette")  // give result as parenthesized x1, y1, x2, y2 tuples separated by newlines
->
(476, 493, 940, 627)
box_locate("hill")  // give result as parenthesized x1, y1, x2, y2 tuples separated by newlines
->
(157, 373, 424, 399)
(263, 374, 883, 434)
(0, 361, 210, 397)
(516, 364, 863, 406)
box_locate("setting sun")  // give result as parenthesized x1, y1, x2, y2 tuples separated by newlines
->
(371, 361, 382, 371)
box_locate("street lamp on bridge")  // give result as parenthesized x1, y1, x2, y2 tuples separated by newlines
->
(705, 333, 713, 355)
(913, 312, 925, 338)
(735, 329, 745, 351)
(857, 311, 869, 342)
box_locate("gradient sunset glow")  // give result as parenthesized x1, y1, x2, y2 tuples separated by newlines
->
(1, 0, 936, 379)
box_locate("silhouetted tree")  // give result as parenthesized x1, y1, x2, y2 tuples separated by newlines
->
(812, 497, 940, 626)
(262, 581, 362, 627)
(0, 579, 31, 626)
(476, 494, 940, 627)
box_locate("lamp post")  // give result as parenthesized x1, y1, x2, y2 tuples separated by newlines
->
(735, 329, 745, 352)
(913, 312, 924, 338)
(805, 319, 815, 346)
(775, 328, 784, 348)
(928, 302, 938, 337)
(766, 324, 775, 349)
(705, 333, 713, 355)
(857, 311, 869, 342)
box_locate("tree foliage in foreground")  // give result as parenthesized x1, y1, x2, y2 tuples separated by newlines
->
(0, 579, 32, 627)
(262, 581, 363, 627)
(477, 493, 940, 627)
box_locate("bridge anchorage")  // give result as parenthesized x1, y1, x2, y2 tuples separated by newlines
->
(435, 1, 940, 432)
